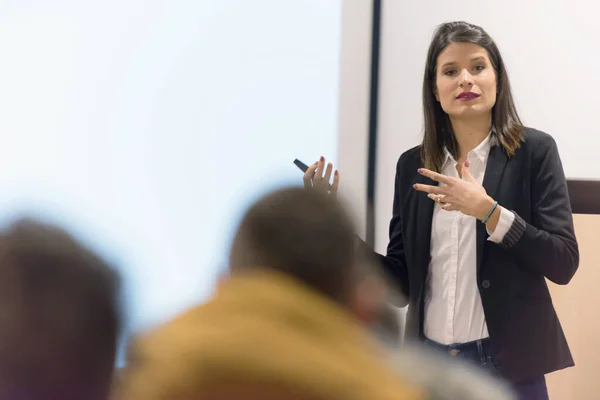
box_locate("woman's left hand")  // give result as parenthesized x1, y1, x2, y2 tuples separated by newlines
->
(413, 160, 494, 221)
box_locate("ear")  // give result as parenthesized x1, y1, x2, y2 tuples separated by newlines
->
(433, 86, 440, 102)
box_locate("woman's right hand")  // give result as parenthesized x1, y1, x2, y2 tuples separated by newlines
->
(303, 156, 340, 197)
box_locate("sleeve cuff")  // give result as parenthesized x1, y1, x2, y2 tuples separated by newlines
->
(487, 206, 515, 243)
(500, 212, 527, 248)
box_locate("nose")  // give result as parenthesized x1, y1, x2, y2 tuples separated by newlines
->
(459, 69, 474, 88)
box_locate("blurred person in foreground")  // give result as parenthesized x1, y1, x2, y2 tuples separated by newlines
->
(117, 187, 515, 400)
(116, 187, 424, 400)
(0, 219, 122, 400)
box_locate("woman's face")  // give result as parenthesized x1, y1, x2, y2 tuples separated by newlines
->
(434, 42, 497, 120)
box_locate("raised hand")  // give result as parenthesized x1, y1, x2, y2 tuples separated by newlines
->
(302, 156, 340, 197)
(412, 160, 494, 220)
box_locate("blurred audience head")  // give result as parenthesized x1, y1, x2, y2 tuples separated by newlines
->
(229, 187, 386, 325)
(0, 218, 122, 400)
(117, 187, 411, 400)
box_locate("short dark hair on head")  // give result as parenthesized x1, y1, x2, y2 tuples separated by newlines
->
(229, 187, 358, 303)
(0, 218, 122, 399)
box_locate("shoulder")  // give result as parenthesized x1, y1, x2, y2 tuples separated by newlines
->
(514, 127, 564, 172)
(396, 145, 421, 171)
(393, 145, 421, 183)
(520, 127, 559, 155)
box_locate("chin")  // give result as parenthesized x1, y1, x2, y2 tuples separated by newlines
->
(448, 106, 492, 119)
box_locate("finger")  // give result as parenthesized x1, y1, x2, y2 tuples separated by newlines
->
(461, 160, 475, 182)
(330, 170, 340, 197)
(441, 203, 458, 211)
(417, 168, 452, 185)
(315, 156, 325, 182)
(323, 162, 333, 184)
(316, 156, 325, 177)
(427, 193, 441, 202)
(427, 193, 447, 203)
(440, 195, 455, 204)
(413, 183, 447, 195)
(303, 162, 318, 188)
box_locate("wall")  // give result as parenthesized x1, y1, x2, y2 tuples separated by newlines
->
(336, 0, 374, 238)
(546, 215, 600, 399)
(0, 0, 343, 340)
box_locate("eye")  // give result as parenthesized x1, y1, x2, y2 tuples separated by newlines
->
(443, 70, 456, 76)
(473, 65, 485, 72)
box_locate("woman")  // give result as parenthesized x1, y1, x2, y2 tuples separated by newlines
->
(304, 21, 578, 400)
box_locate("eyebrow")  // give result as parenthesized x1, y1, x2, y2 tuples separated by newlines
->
(441, 56, 486, 68)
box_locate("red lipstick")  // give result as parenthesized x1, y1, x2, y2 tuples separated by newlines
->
(456, 92, 480, 101)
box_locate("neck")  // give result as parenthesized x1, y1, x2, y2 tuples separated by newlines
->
(450, 114, 491, 159)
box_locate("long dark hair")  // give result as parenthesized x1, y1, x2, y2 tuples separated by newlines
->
(421, 21, 524, 171)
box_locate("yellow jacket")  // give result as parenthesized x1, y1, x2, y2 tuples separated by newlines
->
(116, 269, 425, 400)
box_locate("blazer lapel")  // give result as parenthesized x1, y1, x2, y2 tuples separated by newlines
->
(414, 173, 435, 281)
(476, 145, 508, 272)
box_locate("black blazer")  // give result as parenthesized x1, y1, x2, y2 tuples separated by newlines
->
(373, 128, 579, 383)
